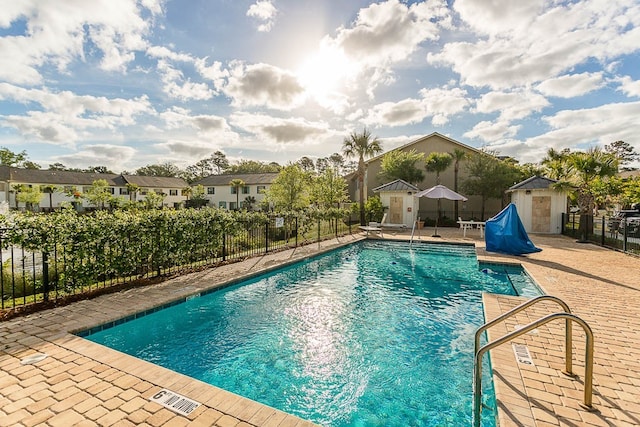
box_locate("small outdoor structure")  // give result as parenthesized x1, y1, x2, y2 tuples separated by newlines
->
(507, 176, 566, 234)
(372, 179, 419, 227)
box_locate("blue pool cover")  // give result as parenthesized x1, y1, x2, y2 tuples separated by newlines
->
(485, 203, 542, 255)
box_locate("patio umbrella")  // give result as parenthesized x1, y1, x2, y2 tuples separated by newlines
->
(415, 185, 468, 237)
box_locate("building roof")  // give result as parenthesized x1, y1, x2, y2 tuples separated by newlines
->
(121, 175, 188, 188)
(365, 132, 485, 165)
(0, 166, 188, 188)
(508, 175, 558, 191)
(618, 170, 640, 179)
(372, 179, 420, 192)
(1, 166, 120, 186)
(193, 173, 279, 186)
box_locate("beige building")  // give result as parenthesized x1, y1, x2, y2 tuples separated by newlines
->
(353, 132, 503, 222)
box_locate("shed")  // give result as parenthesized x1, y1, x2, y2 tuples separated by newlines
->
(507, 176, 566, 234)
(372, 179, 419, 226)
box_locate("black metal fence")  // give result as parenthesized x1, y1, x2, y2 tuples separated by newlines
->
(0, 215, 353, 315)
(562, 213, 640, 256)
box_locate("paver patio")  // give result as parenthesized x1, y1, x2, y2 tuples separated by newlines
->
(1, 229, 639, 426)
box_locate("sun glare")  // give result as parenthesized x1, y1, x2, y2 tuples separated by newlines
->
(295, 46, 356, 104)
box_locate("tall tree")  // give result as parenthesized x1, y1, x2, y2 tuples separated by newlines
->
(125, 183, 140, 202)
(462, 151, 522, 220)
(604, 140, 639, 170)
(342, 127, 383, 225)
(315, 157, 330, 175)
(310, 168, 349, 209)
(15, 185, 42, 211)
(553, 148, 618, 241)
(424, 152, 453, 185)
(84, 179, 112, 210)
(135, 162, 181, 177)
(41, 185, 59, 210)
(211, 151, 230, 174)
(224, 160, 281, 174)
(425, 152, 454, 221)
(1, 147, 40, 168)
(328, 153, 345, 175)
(379, 149, 425, 184)
(264, 165, 311, 211)
(229, 179, 246, 210)
(296, 156, 316, 173)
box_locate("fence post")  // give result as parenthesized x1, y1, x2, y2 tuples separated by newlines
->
(623, 218, 628, 253)
(222, 232, 227, 261)
(317, 219, 321, 243)
(42, 251, 49, 302)
(265, 220, 269, 254)
(601, 216, 605, 246)
(295, 217, 298, 247)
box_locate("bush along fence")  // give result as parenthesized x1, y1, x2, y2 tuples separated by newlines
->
(562, 212, 640, 256)
(0, 207, 353, 316)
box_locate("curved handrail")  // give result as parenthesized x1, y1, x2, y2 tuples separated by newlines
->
(473, 312, 594, 427)
(474, 295, 573, 375)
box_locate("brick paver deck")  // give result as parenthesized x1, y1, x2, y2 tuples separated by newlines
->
(1, 229, 638, 426)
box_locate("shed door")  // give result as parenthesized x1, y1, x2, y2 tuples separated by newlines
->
(532, 196, 551, 232)
(389, 196, 404, 224)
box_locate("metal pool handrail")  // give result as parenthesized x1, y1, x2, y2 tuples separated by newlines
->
(473, 312, 595, 427)
(474, 295, 573, 374)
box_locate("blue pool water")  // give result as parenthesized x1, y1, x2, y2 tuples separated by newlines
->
(84, 241, 541, 426)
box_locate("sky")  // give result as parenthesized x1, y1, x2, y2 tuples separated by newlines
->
(1, 0, 639, 173)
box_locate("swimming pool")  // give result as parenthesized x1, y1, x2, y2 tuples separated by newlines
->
(83, 241, 541, 426)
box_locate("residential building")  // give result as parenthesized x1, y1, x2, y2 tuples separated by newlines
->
(193, 173, 278, 210)
(0, 166, 189, 210)
(351, 132, 503, 221)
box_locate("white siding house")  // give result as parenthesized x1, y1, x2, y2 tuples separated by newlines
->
(0, 166, 189, 210)
(193, 173, 278, 210)
(507, 176, 567, 234)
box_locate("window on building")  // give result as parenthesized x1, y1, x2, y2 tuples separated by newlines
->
(109, 187, 115, 194)
(242, 186, 250, 194)
(229, 202, 237, 210)
(207, 187, 215, 195)
(120, 188, 129, 195)
(169, 189, 178, 196)
(257, 185, 266, 193)
(153, 188, 162, 194)
(230, 187, 237, 194)
(219, 201, 227, 209)
(140, 189, 148, 195)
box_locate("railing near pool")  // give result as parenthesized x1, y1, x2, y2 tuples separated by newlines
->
(0, 215, 354, 317)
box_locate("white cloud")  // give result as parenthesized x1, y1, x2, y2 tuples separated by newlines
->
(517, 101, 640, 163)
(224, 62, 305, 110)
(365, 99, 427, 127)
(475, 90, 549, 121)
(156, 59, 214, 101)
(0, 83, 153, 143)
(430, 0, 640, 90)
(54, 144, 137, 170)
(247, 0, 278, 32)
(463, 120, 521, 142)
(536, 72, 604, 98)
(0, 0, 162, 85)
(230, 112, 330, 145)
(454, 0, 543, 36)
(616, 75, 640, 98)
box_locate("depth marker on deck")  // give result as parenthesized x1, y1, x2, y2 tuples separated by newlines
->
(149, 389, 201, 416)
(512, 344, 535, 366)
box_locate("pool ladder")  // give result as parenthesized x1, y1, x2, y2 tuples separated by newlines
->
(472, 295, 595, 427)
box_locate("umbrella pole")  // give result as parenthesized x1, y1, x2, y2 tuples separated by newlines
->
(433, 216, 440, 237)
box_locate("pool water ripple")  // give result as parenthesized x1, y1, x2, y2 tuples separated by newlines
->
(85, 241, 538, 426)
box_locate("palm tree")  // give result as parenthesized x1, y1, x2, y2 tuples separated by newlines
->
(244, 196, 256, 211)
(553, 148, 618, 242)
(125, 183, 140, 202)
(342, 127, 383, 225)
(229, 179, 245, 210)
(451, 149, 467, 220)
(425, 152, 453, 221)
(41, 184, 58, 211)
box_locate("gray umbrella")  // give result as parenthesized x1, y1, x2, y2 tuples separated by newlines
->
(415, 185, 468, 237)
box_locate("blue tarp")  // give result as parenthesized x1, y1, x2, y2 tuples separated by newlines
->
(485, 203, 542, 255)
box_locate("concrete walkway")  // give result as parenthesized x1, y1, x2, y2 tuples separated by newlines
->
(0, 229, 639, 426)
